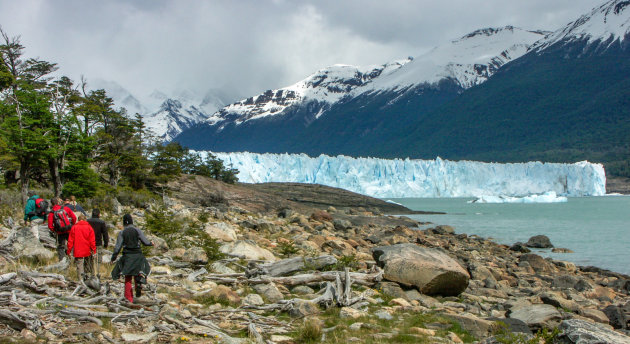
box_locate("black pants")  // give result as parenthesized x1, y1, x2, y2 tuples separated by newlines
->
(56, 232, 69, 261)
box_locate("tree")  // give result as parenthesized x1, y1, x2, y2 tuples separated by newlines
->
(0, 28, 59, 201)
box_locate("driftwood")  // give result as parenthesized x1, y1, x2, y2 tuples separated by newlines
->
(246, 255, 337, 277)
(187, 267, 208, 282)
(247, 267, 383, 287)
(0, 272, 16, 284)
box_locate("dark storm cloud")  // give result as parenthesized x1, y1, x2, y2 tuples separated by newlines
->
(0, 0, 598, 102)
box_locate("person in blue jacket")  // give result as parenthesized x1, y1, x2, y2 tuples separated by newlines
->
(24, 191, 47, 240)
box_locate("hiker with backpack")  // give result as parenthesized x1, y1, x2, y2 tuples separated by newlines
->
(111, 214, 153, 303)
(24, 191, 49, 240)
(48, 197, 77, 261)
(67, 214, 96, 283)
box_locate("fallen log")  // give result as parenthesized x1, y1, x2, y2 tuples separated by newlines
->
(246, 255, 337, 278)
(247, 267, 383, 287)
(0, 272, 16, 285)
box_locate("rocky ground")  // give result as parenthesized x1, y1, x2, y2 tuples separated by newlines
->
(0, 176, 629, 343)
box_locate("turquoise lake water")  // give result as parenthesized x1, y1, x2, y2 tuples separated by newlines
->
(390, 196, 630, 275)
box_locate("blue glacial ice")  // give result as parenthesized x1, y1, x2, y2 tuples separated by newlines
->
(208, 152, 606, 198)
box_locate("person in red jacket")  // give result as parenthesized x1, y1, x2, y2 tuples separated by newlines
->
(67, 214, 96, 282)
(47, 197, 77, 261)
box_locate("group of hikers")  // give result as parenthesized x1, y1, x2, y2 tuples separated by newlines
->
(23, 191, 153, 303)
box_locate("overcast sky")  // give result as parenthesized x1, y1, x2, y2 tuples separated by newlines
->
(0, 0, 598, 104)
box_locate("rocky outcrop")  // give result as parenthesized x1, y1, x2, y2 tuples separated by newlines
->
(557, 319, 630, 344)
(372, 243, 470, 296)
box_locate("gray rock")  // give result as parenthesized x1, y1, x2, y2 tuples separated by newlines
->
(333, 219, 352, 231)
(557, 319, 630, 344)
(603, 305, 629, 329)
(487, 317, 532, 335)
(519, 253, 555, 274)
(253, 283, 284, 303)
(430, 225, 455, 235)
(374, 281, 409, 300)
(509, 242, 531, 253)
(526, 235, 553, 248)
(12, 227, 54, 261)
(278, 208, 293, 218)
(120, 332, 158, 343)
(289, 300, 320, 318)
(182, 247, 208, 265)
(540, 291, 580, 312)
(372, 244, 470, 296)
(552, 275, 580, 289)
(242, 294, 264, 306)
(220, 240, 276, 261)
(374, 310, 393, 320)
(291, 286, 315, 295)
(446, 313, 499, 338)
(507, 304, 562, 331)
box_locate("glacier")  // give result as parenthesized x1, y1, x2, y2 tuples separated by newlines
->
(467, 191, 568, 204)
(207, 152, 607, 198)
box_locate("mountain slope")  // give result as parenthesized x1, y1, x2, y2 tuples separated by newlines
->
(177, 26, 545, 152)
(379, 0, 630, 176)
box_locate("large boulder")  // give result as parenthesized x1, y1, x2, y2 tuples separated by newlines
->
(11, 227, 54, 261)
(371, 244, 470, 296)
(557, 319, 630, 344)
(507, 304, 562, 331)
(220, 240, 276, 261)
(526, 235, 553, 248)
(204, 222, 237, 242)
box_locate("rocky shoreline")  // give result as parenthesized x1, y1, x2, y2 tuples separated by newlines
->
(0, 176, 628, 343)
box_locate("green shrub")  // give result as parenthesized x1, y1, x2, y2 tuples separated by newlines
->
(145, 202, 182, 242)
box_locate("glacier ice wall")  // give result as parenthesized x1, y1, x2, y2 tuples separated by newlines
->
(208, 152, 606, 198)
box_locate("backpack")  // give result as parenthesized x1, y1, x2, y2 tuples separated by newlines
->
(52, 208, 72, 234)
(34, 198, 49, 217)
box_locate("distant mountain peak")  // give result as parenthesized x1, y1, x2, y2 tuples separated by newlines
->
(532, 0, 630, 53)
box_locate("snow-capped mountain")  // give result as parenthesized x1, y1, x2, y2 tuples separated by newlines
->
(89, 79, 226, 141)
(201, 26, 545, 130)
(532, 0, 630, 53)
(142, 99, 210, 142)
(362, 26, 548, 92)
(206, 60, 410, 128)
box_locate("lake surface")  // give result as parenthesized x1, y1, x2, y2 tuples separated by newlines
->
(390, 196, 630, 275)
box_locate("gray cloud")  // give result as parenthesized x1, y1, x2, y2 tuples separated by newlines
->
(0, 0, 598, 103)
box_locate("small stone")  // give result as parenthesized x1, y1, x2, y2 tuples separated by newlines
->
(270, 335, 294, 343)
(374, 310, 394, 320)
(349, 322, 364, 330)
(409, 327, 436, 336)
(340, 307, 367, 319)
(552, 247, 574, 253)
(20, 329, 36, 340)
(253, 283, 284, 303)
(208, 285, 241, 305)
(289, 300, 320, 318)
(447, 331, 464, 343)
(291, 285, 315, 295)
(390, 298, 412, 308)
(243, 294, 264, 306)
(120, 332, 158, 343)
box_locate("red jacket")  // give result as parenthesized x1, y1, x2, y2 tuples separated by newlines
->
(48, 205, 77, 233)
(67, 220, 96, 258)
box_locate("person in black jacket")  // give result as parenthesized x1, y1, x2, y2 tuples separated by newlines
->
(111, 214, 153, 303)
(87, 209, 109, 264)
